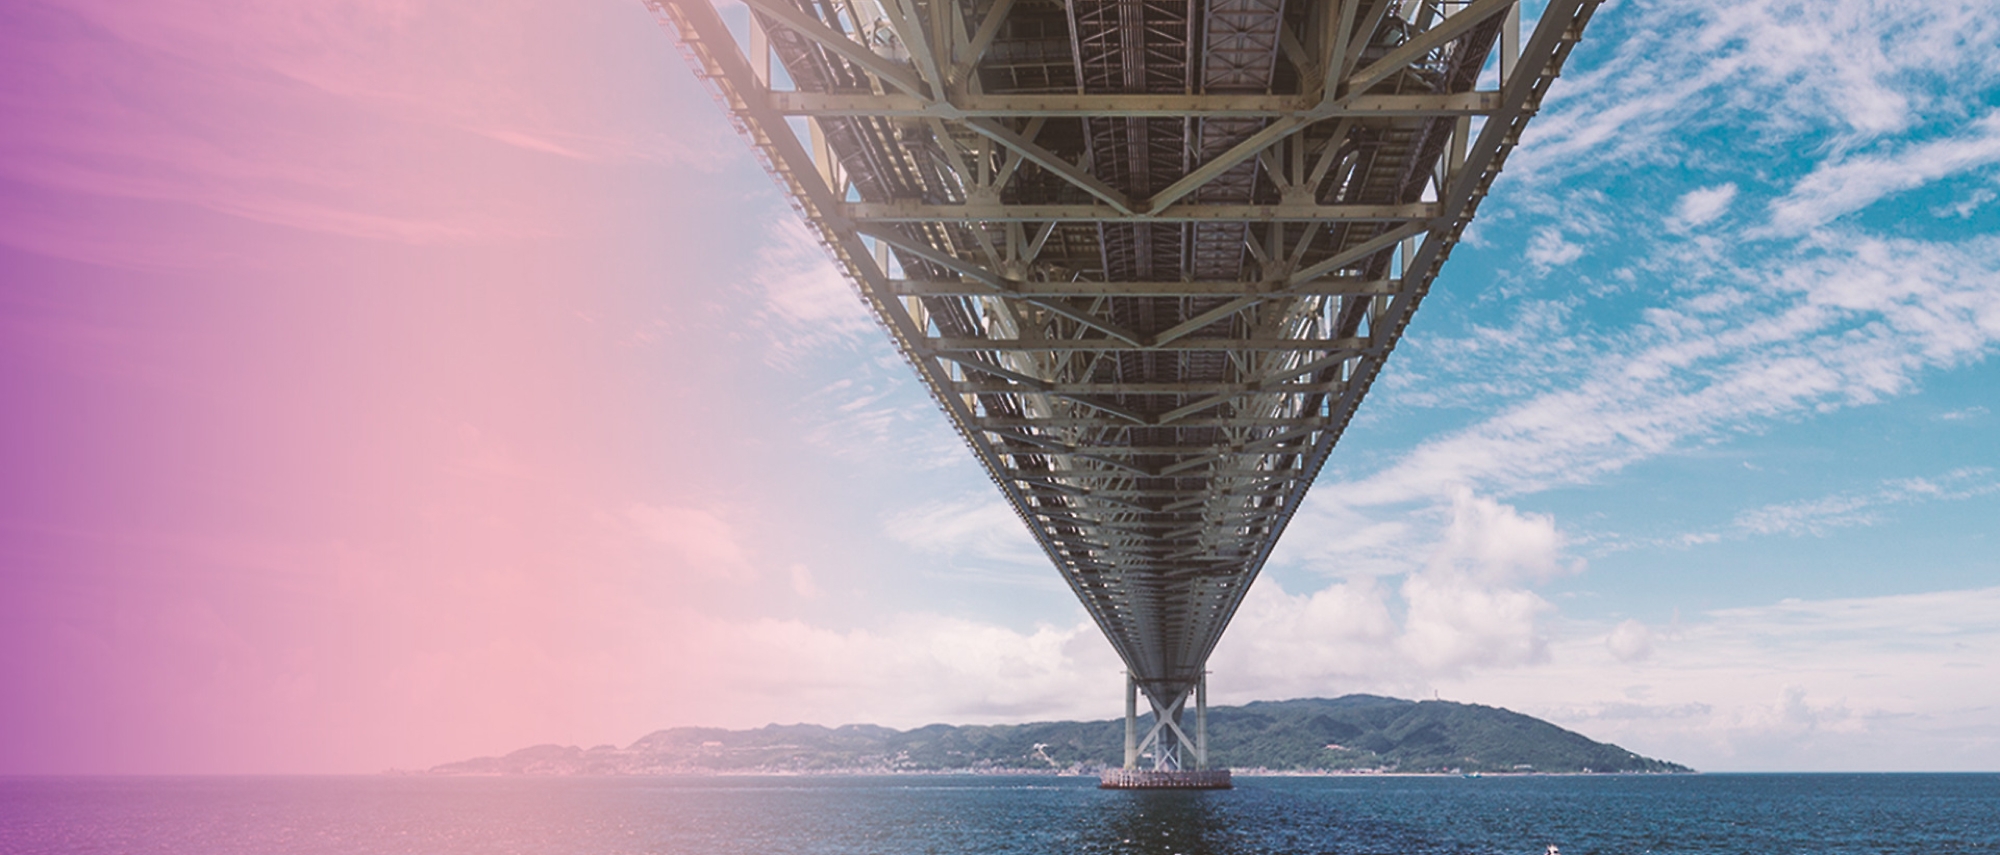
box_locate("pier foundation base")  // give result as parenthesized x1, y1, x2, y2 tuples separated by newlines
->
(1098, 768, 1233, 789)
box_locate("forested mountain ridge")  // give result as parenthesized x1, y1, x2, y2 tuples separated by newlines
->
(430, 695, 1690, 775)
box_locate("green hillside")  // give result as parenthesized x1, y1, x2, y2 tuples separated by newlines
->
(430, 695, 1689, 775)
(1204, 696, 1686, 773)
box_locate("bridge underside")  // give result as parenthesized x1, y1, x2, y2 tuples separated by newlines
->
(650, 0, 1595, 775)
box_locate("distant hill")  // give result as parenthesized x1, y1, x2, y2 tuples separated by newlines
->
(429, 696, 1690, 776)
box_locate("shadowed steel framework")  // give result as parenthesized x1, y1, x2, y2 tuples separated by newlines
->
(646, 0, 1597, 782)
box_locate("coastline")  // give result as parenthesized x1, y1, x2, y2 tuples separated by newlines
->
(410, 766, 1698, 778)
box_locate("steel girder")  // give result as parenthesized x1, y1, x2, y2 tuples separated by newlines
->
(647, 0, 1598, 715)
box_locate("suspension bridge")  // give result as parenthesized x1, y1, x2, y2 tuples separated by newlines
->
(647, 0, 1596, 788)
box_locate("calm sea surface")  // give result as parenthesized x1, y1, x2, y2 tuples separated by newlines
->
(3, 774, 1996, 855)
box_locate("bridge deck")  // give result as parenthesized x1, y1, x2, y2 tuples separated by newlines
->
(649, 0, 1595, 733)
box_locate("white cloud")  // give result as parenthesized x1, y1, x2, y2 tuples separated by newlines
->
(627, 585, 2000, 771)
(796, 374, 968, 471)
(670, 611, 1122, 726)
(1442, 587, 2000, 771)
(1670, 183, 1737, 230)
(1606, 618, 1654, 662)
(1736, 470, 1999, 536)
(1397, 491, 1567, 671)
(1379, 299, 1586, 408)
(1331, 232, 2000, 508)
(1638, 468, 2000, 541)
(1217, 491, 1570, 690)
(1767, 112, 2000, 235)
(1525, 227, 1584, 268)
(1399, 571, 1553, 672)
(748, 217, 878, 367)
(1935, 186, 1998, 219)
(1424, 488, 1569, 584)
(1515, 0, 2000, 181)
(883, 494, 1049, 569)
(1209, 578, 1408, 700)
(760, 228, 967, 471)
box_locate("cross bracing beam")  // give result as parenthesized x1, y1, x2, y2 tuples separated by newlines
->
(927, 336, 1369, 352)
(842, 201, 1435, 222)
(955, 380, 1345, 395)
(1036, 509, 1285, 528)
(1010, 473, 1297, 492)
(974, 416, 1327, 428)
(888, 277, 1399, 297)
(647, 0, 1599, 728)
(1002, 444, 1309, 457)
(762, 91, 1501, 117)
(1026, 488, 1285, 503)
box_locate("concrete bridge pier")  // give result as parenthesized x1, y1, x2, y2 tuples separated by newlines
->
(1102, 671, 1231, 789)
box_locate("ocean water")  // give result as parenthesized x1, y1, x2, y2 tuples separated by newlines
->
(2, 773, 1996, 855)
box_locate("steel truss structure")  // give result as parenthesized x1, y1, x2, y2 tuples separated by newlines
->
(648, 0, 1596, 772)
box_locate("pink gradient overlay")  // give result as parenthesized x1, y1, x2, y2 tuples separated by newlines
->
(11, 0, 2000, 779)
(0, 0, 1010, 774)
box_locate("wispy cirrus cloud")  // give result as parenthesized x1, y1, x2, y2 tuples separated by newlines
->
(1767, 112, 2000, 235)
(743, 217, 972, 470)
(37, 0, 735, 168)
(0, 4, 509, 256)
(746, 217, 878, 366)
(0, 0, 734, 267)
(1517, 0, 2000, 180)
(1339, 0, 2000, 518)
(1728, 468, 2000, 538)
(1351, 231, 2000, 509)
(884, 494, 1050, 571)
(794, 371, 968, 471)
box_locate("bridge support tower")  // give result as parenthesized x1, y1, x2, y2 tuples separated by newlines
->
(1101, 672, 1231, 790)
